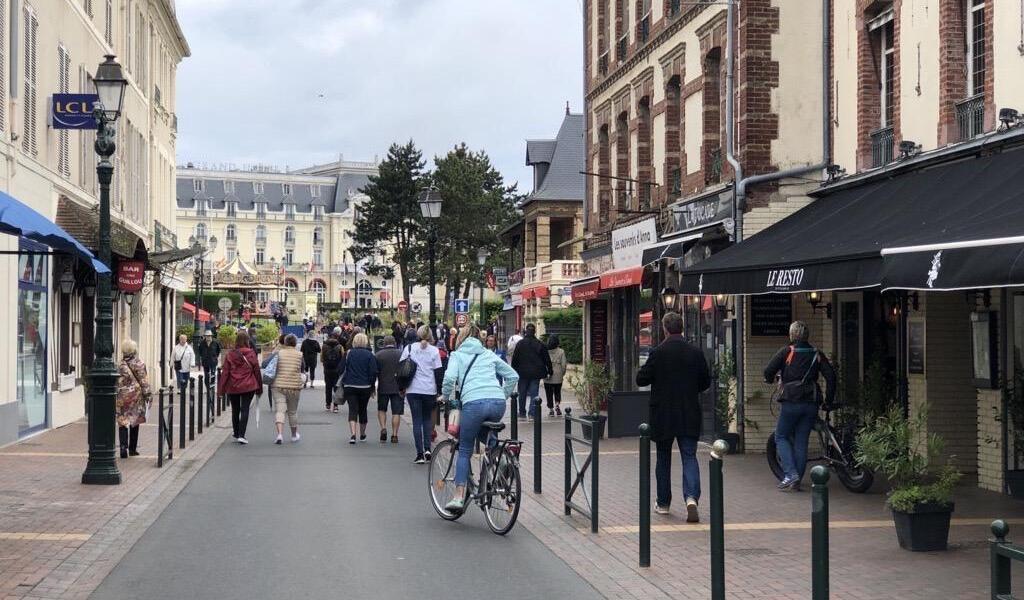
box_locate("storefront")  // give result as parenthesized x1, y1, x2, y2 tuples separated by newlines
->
(17, 239, 48, 436)
(677, 132, 1024, 493)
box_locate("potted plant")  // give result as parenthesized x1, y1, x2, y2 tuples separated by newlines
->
(714, 352, 741, 452)
(217, 326, 236, 359)
(567, 360, 612, 440)
(854, 404, 961, 551)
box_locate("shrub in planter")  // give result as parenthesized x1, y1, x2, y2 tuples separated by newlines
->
(217, 326, 237, 350)
(567, 360, 612, 439)
(854, 404, 961, 551)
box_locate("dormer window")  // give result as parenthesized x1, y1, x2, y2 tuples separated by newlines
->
(193, 179, 204, 192)
(226, 201, 237, 217)
(256, 201, 266, 219)
(310, 184, 320, 198)
(285, 203, 295, 219)
(313, 205, 324, 220)
(282, 183, 292, 196)
(196, 198, 207, 216)
(224, 180, 234, 194)
(253, 181, 264, 194)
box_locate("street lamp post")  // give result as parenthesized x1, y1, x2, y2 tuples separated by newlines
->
(187, 236, 216, 355)
(418, 188, 442, 328)
(477, 248, 490, 326)
(82, 55, 128, 485)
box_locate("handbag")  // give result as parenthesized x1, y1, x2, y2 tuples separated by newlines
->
(261, 353, 279, 385)
(396, 347, 418, 390)
(778, 348, 820, 403)
(446, 353, 481, 437)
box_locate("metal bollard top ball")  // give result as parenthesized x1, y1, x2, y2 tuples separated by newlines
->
(810, 465, 830, 485)
(992, 519, 1010, 541)
(638, 423, 650, 436)
(711, 439, 730, 457)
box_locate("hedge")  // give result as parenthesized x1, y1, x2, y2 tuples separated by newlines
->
(542, 307, 583, 365)
(183, 291, 243, 314)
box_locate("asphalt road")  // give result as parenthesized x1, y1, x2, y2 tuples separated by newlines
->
(91, 386, 601, 600)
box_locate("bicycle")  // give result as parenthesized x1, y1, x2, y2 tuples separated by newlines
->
(428, 409, 523, 535)
(766, 404, 874, 493)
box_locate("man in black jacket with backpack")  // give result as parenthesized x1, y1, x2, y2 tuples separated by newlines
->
(510, 323, 551, 419)
(764, 320, 837, 492)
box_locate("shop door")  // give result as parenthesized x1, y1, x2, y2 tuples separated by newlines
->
(17, 248, 48, 436)
(837, 293, 863, 404)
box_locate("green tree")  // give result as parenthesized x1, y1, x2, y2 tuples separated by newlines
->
(351, 141, 426, 304)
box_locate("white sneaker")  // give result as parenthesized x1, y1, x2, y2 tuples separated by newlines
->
(274, 435, 283, 445)
(291, 433, 301, 443)
(237, 437, 249, 445)
(685, 498, 699, 523)
(654, 504, 670, 515)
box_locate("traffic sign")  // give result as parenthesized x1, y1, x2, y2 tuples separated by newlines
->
(397, 300, 409, 313)
(410, 301, 422, 314)
(218, 297, 233, 311)
(455, 313, 469, 327)
(454, 298, 470, 314)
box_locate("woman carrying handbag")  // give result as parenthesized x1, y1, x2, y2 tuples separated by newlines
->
(218, 329, 263, 444)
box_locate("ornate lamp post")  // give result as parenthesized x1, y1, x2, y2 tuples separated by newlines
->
(187, 235, 217, 354)
(418, 187, 442, 328)
(477, 247, 490, 326)
(82, 55, 128, 485)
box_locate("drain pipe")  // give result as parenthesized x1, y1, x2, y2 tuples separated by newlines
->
(726, 0, 832, 451)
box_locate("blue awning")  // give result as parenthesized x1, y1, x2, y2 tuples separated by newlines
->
(0, 190, 109, 273)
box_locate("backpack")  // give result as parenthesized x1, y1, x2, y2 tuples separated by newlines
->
(778, 345, 821, 403)
(323, 344, 343, 371)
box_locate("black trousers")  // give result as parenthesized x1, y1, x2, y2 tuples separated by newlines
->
(229, 391, 255, 438)
(324, 372, 340, 408)
(544, 383, 562, 408)
(304, 359, 317, 384)
(345, 387, 372, 424)
(118, 425, 140, 453)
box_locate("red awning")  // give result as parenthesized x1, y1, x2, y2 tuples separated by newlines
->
(181, 301, 211, 323)
(522, 288, 535, 300)
(599, 266, 643, 290)
(534, 286, 550, 299)
(571, 279, 601, 302)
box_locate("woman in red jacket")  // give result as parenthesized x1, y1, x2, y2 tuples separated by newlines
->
(218, 329, 263, 444)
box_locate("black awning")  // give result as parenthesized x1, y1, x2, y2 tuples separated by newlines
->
(641, 233, 702, 265)
(678, 141, 1024, 294)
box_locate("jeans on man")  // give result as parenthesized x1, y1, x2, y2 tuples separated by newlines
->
(774, 402, 819, 481)
(455, 398, 506, 486)
(406, 393, 436, 455)
(176, 371, 190, 400)
(516, 378, 540, 417)
(655, 434, 700, 507)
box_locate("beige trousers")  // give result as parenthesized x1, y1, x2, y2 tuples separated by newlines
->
(274, 388, 301, 428)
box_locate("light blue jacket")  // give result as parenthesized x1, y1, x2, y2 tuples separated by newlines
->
(442, 337, 519, 405)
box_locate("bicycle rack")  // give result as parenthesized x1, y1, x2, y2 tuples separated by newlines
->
(563, 407, 599, 533)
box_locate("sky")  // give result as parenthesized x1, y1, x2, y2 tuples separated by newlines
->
(174, 0, 585, 191)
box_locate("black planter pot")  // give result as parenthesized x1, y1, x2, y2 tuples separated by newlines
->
(580, 414, 607, 441)
(1006, 470, 1024, 497)
(716, 432, 741, 453)
(892, 502, 954, 552)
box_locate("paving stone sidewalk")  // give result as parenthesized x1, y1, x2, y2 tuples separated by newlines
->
(506, 393, 1024, 600)
(0, 393, 231, 600)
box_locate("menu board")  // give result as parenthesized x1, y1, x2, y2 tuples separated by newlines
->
(590, 299, 608, 363)
(907, 320, 925, 375)
(750, 295, 792, 337)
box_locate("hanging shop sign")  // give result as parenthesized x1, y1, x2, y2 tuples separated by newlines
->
(611, 217, 657, 270)
(52, 94, 100, 130)
(116, 260, 144, 293)
(669, 189, 734, 235)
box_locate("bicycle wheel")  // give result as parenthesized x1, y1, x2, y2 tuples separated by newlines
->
(765, 433, 785, 481)
(483, 448, 521, 535)
(428, 438, 462, 521)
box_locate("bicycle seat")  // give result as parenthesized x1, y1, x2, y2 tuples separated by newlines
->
(482, 421, 506, 432)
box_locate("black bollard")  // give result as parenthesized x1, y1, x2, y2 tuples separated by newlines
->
(811, 465, 830, 600)
(991, 520, 1012, 598)
(157, 388, 165, 468)
(710, 439, 729, 600)
(188, 377, 195, 442)
(590, 416, 599, 534)
(197, 375, 204, 435)
(533, 397, 542, 494)
(563, 407, 572, 516)
(638, 423, 651, 568)
(511, 394, 519, 441)
(179, 380, 186, 449)
(165, 387, 174, 461)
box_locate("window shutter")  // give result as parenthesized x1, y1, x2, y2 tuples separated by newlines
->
(21, 7, 37, 156)
(57, 45, 71, 178)
(104, 0, 112, 46)
(83, 0, 93, 17)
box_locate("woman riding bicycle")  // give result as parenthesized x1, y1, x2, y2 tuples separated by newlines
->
(440, 324, 519, 514)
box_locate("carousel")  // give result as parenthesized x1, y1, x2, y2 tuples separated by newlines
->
(206, 255, 286, 318)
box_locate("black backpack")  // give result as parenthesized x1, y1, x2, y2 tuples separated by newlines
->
(323, 344, 343, 371)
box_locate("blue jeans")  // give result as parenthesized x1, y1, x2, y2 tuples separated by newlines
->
(516, 379, 540, 416)
(655, 435, 700, 506)
(775, 402, 819, 481)
(455, 398, 507, 486)
(407, 393, 436, 455)
(176, 372, 190, 399)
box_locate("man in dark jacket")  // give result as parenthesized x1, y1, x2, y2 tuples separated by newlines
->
(764, 320, 837, 491)
(374, 336, 404, 443)
(321, 332, 345, 411)
(299, 331, 322, 388)
(636, 312, 710, 523)
(198, 330, 221, 389)
(510, 323, 552, 419)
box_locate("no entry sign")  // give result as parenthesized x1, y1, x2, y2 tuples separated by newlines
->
(455, 313, 469, 327)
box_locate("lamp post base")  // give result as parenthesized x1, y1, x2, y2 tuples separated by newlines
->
(81, 462, 122, 485)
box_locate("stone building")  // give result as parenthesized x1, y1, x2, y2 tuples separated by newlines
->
(0, 0, 188, 445)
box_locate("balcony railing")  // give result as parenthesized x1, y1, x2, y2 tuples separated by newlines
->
(956, 94, 985, 141)
(668, 0, 681, 17)
(598, 51, 609, 76)
(616, 35, 628, 63)
(284, 238, 295, 248)
(870, 126, 894, 167)
(255, 236, 267, 247)
(638, 14, 650, 44)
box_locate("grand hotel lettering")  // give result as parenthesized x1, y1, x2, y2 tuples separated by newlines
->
(766, 268, 805, 290)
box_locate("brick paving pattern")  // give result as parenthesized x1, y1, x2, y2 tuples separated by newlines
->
(0, 397, 230, 600)
(509, 393, 1024, 600)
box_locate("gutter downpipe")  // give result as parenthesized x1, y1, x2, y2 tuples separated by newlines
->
(726, 0, 831, 452)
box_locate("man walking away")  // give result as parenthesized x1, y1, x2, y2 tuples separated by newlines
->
(374, 335, 404, 443)
(198, 330, 220, 390)
(300, 330, 322, 388)
(763, 320, 836, 492)
(321, 329, 345, 412)
(636, 312, 710, 523)
(172, 334, 196, 401)
(505, 329, 523, 365)
(510, 323, 551, 419)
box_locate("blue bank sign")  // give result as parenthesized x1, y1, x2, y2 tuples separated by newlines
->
(51, 94, 99, 130)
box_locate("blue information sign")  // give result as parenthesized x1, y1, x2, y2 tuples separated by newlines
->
(52, 94, 99, 130)
(454, 298, 470, 314)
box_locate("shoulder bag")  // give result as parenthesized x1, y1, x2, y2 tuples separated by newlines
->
(396, 346, 418, 390)
(777, 347, 820, 403)
(446, 353, 482, 437)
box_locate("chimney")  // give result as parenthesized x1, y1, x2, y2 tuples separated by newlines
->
(565, 101, 570, 115)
